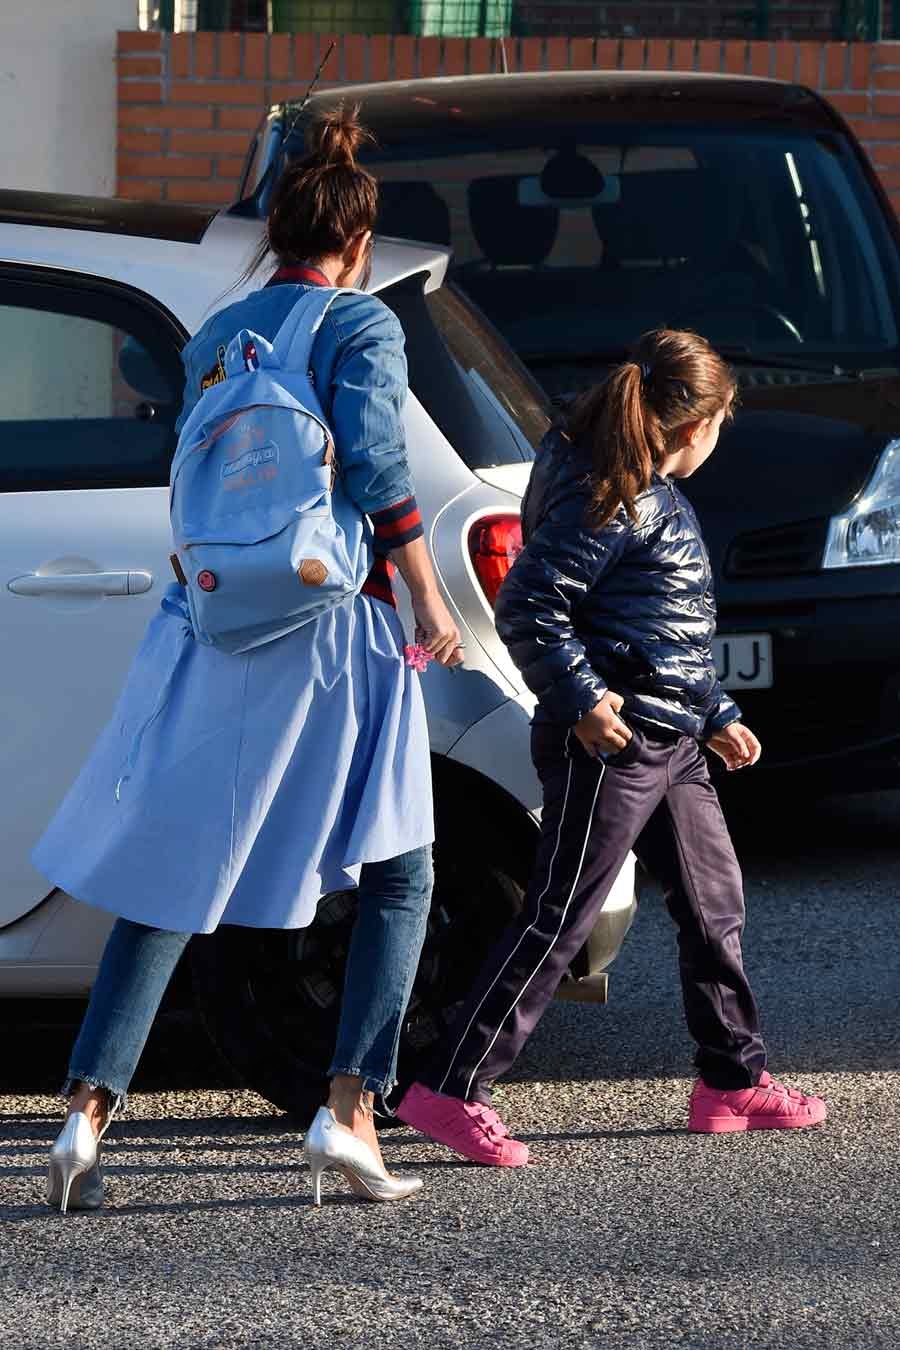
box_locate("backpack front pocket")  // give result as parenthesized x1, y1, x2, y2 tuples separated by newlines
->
(179, 489, 356, 653)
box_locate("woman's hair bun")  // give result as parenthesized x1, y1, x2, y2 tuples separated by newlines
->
(306, 104, 373, 166)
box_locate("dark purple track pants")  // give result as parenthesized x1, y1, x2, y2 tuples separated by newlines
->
(421, 722, 767, 1105)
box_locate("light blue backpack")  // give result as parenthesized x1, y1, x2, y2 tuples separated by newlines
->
(169, 288, 372, 655)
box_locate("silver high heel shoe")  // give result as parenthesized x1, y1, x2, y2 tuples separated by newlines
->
(47, 1110, 113, 1215)
(304, 1106, 423, 1206)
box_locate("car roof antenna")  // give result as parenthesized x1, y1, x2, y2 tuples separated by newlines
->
(494, 0, 510, 74)
(230, 40, 337, 222)
(284, 40, 337, 142)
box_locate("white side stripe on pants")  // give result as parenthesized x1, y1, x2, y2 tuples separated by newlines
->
(437, 736, 605, 1098)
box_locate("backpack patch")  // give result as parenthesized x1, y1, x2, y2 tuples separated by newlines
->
(222, 442, 280, 486)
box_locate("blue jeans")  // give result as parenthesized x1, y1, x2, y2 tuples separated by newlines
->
(65, 846, 433, 1108)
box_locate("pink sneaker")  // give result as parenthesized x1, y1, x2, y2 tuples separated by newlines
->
(689, 1071, 827, 1133)
(396, 1082, 530, 1167)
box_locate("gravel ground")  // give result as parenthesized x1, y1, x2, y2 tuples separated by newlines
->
(2, 788, 899, 1350)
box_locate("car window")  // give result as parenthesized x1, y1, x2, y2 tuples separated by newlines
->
(238, 116, 284, 211)
(0, 281, 183, 491)
(314, 124, 900, 394)
(239, 129, 262, 201)
(425, 285, 549, 456)
(381, 274, 549, 469)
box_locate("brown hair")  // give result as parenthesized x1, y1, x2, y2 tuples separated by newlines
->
(567, 329, 736, 526)
(241, 105, 378, 283)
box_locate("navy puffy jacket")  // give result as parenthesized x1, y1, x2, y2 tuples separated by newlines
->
(495, 427, 741, 739)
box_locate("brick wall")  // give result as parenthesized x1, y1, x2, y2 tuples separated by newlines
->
(117, 30, 900, 215)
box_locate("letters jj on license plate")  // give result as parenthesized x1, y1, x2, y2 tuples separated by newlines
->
(712, 633, 774, 690)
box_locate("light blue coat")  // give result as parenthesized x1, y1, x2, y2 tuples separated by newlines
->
(32, 282, 433, 933)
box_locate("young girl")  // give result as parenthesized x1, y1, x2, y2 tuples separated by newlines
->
(36, 107, 462, 1211)
(398, 329, 826, 1164)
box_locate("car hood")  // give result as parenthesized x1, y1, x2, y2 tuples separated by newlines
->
(681, 374, 900, 565)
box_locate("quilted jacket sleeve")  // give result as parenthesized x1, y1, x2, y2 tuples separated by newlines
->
(495, 513, 630, 727)
(703, 683, 743, 738)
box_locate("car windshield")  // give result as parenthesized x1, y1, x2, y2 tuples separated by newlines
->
(302, 123, 900, 394)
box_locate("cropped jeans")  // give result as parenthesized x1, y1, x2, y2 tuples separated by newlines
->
(65, 846, 433, 1110)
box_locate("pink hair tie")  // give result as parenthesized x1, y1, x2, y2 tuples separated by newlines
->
(404, 643, 434, 674)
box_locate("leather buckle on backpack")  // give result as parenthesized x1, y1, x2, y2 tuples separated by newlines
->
(298, 559, 329, 587)
(323, 438, 336, 492)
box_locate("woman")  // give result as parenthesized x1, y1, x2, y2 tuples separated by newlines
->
(398, 329, 826, 1164)
(35, 106, 462, 1211)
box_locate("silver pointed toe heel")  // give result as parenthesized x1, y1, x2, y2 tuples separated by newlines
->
(47, 1110, 111, 1215)
(304, 1106, 423, 1206)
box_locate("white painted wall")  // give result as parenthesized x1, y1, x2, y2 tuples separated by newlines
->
(0, 0, 138, 196)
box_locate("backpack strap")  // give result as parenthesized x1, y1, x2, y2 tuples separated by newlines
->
(270, 285, 367, 374)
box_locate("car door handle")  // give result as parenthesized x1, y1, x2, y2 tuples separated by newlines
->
(7, 570, 153, 597)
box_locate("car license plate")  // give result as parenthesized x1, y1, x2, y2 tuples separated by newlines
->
(712, 633, 773, 690)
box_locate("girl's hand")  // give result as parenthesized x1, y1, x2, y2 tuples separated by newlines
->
(573, 691, 632, 758)
(707, 722, 761, 771)
(413, 588, 464, 667)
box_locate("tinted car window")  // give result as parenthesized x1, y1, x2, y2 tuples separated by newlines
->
(381, 274, 549, 469)
(237, 115, 283, 210)
(238, 131, 262, 203)
(330, 125, 900, 394)
(425, 284, 549, 456)
(0, 279, 182, 491)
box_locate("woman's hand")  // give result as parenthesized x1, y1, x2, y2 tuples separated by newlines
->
(413, 588, 464, 668)
(389, 536, 464, 667)
(707, 722, 761, 771)
(573, 691, 632, 757)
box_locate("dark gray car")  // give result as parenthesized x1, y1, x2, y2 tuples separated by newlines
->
(240, 71, 900, 793)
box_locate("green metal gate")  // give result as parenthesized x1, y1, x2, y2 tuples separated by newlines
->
(269, 0, 509, 33)
(149, 0, 890, 37)
(839, 0, 883, 37)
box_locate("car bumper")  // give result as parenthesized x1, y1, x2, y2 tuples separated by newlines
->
(717, 594, 900, 787)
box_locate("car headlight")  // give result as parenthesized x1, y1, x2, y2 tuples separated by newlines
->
(823, 439, 900, 568)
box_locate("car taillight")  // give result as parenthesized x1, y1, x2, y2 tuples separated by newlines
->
(469, 514, 523, 608)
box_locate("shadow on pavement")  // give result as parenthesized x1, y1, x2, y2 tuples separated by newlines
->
(1, 1189, 363, 1224)
(2, 789, 898, 1099)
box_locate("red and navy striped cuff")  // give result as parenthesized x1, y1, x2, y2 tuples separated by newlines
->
(361, 555, 397, 608)
(371, 496, 424, 555)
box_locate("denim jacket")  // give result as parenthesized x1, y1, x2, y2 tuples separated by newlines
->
(177, 281, 414, 519)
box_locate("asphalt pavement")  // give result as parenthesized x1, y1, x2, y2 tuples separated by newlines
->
(2, 786, 899, 1350)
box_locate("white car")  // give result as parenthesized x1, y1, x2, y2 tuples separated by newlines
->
(0, 189, 635, 1118)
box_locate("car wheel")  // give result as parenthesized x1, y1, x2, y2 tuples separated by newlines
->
(188, 840, 525, 1127)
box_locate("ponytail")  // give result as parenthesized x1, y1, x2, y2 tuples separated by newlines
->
(567, 330, 736, 525)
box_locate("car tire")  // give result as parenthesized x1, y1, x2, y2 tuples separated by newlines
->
(187, 836, 525, 1127)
